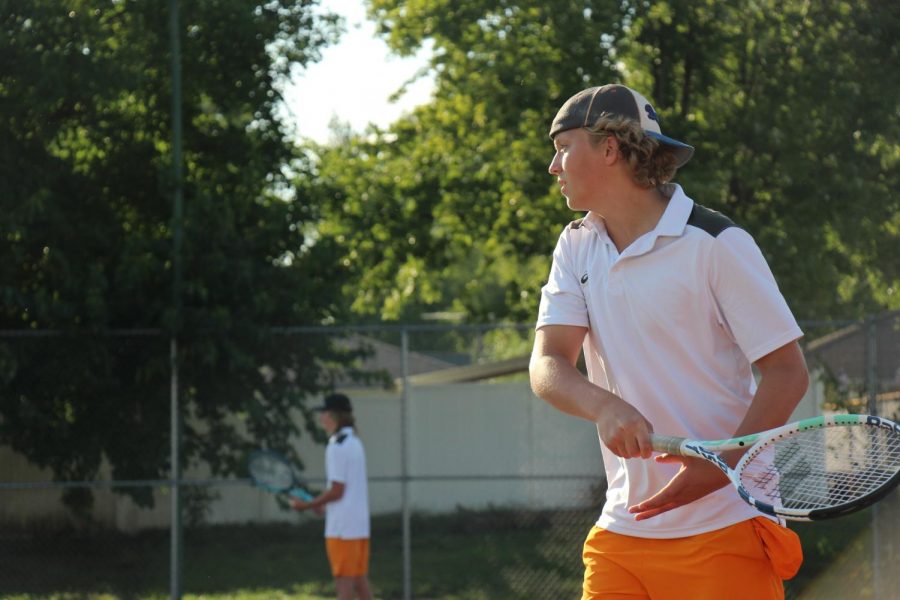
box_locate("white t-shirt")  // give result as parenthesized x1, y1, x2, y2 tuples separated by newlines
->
(536, 184, 803, 538)
(324, 426, 370, 539)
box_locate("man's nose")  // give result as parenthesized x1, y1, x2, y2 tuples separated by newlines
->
(548, 154, 560, 174)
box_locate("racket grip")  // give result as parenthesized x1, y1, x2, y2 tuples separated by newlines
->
(650, 434, 687, 455)
(289, 489, 314, 502)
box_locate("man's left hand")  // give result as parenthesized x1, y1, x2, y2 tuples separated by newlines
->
(627, 455, 731, 520)
(290, 498, 311, 511)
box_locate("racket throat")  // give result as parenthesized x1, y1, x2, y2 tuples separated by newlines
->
(685, 443, 732, 476)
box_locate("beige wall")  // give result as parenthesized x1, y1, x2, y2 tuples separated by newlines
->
(0, 376, 827, 531)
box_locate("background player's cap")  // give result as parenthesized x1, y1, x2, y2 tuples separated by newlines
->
(313, 392, 353, 412)
(549, 84, 694, 168)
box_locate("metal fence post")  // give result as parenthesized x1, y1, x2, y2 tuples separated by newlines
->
(866, 317, 879, 599)
(168, 0, 184, 597)
(401, 327, 412, 600)
(169, 338, 182, 600)
(866, 317, 878, 416)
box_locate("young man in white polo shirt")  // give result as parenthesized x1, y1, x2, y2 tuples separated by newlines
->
(291, 393, 372, 600)
(529, 84, 809, 598)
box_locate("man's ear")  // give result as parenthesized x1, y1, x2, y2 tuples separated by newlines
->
(603, 136, 620, 164)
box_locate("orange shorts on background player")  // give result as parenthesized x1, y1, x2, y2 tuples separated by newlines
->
(326, 537, 370, 578)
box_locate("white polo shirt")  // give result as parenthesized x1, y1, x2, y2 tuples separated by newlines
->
(324, 426, 370, 539)
(536, 184, 803, 538)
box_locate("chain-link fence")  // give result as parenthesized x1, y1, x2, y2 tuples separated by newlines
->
(1, 317, 898, 599)
(791, 314, 900, 600)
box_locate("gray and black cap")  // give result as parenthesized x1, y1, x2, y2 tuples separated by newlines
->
(549, 84, 694, 168)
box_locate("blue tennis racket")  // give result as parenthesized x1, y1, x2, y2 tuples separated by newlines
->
(247, 450, 314, 502)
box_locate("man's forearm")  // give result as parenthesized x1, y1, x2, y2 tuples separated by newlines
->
(310, 483, 344, 508)
(529, 353, 611, 422)
(733, 343, 809, 440)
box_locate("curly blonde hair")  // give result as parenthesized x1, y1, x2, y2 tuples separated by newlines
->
(585, 115, 680, 188)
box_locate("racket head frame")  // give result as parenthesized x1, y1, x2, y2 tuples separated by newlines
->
(733, 414, 900, 521)
(247, 449, 301, 495)
(652, 414, 900, 521)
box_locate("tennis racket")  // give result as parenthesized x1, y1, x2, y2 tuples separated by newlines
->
(247, 449, 315, 502)
(651, 414, 900, 521)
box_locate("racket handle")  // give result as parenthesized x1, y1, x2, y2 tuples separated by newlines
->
(650, 434, 687, 455)
(289, 489, 314, 502)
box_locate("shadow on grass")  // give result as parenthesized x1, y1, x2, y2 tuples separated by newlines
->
(0, 504, 877, 600)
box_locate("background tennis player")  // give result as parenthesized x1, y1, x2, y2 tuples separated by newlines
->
(291, 393, 372, 600)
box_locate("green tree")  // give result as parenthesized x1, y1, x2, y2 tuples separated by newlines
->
(310, 0, 623, 323)
(309, 0, 898, 326)
(0, 0, 348, 511)
(619, 0, 900, 318)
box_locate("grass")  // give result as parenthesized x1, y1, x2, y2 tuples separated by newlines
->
(0, 506, 879, 599)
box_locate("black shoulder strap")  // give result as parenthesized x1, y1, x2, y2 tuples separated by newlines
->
(686, 204, 737, 238)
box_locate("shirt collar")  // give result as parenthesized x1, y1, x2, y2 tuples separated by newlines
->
(580, 183, 693, 258)
(330, 426, 354, 440)
(580, 184, 692, 234)
(580, 210, 606, 234)
(621, 184, 693, 258)
(654, 183, 693, 237)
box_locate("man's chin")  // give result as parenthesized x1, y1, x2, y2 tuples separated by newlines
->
(565, 198, 584, 212)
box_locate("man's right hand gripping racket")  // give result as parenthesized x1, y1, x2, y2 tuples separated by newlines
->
(651, 414, 900, 521)
(247, 449, 315, 502)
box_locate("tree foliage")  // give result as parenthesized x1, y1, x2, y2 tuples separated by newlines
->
(309, 0, 899, 323)
(308, 0, 622, 322)
(620, 0, 900, 317)
(0, 0, 346, 510)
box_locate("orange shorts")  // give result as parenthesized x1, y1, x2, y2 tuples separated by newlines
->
(325, 537, 370, 578)
(582, 518, 803, 600)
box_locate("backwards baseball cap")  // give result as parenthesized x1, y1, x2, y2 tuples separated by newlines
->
(313, 392, 353, 413)
(549, 84, 694, 168)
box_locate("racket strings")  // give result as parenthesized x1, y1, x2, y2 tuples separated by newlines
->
(739, 425, 900, 511)
(249, 454, 295, 490)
